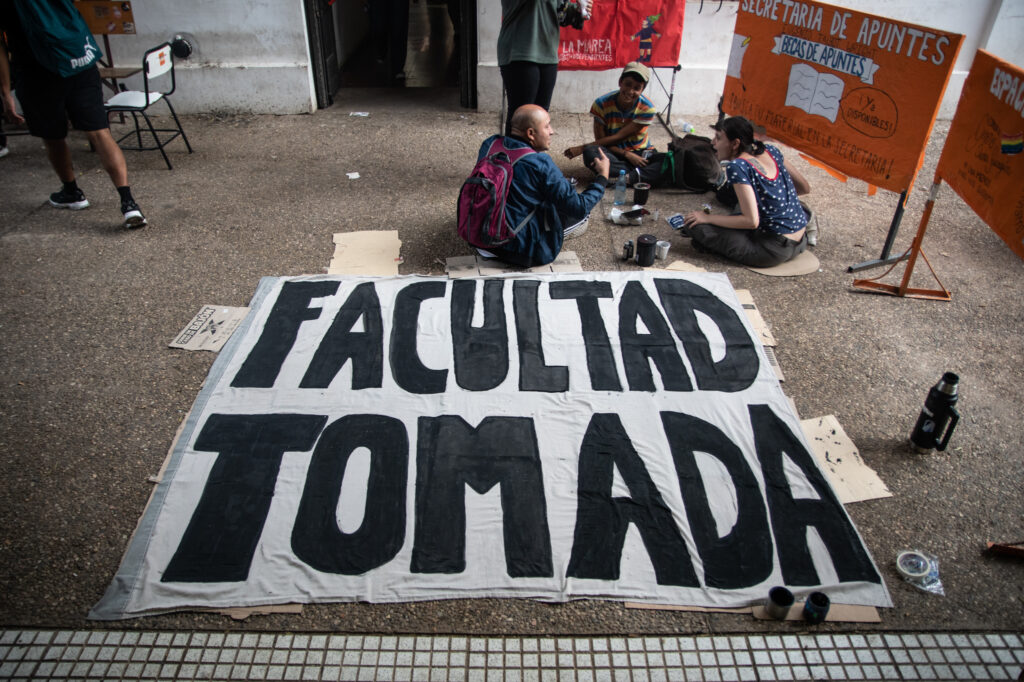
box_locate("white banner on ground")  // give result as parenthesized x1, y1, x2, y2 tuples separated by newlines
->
(91, 273, 891, 619)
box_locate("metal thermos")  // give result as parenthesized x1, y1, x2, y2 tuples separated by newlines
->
(910, 372, 960, 453)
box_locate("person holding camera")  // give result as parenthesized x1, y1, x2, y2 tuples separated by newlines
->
(498, 0, 589, 137)
(562, 62, 662, 185)
(497, 0, 560, 137)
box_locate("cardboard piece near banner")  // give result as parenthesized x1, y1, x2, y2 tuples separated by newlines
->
(746, 249, 820, 277)
(734, 289, 783, 382)
(625, 602, 752, 615)
(733, 290, 776, 347)
(445, 252, 583, 277)
(663, 260, 707, 273)
(752, 602, 880, 623)
(328, 231, 403, 276)
(801, 415, 892, 505)
(169, 306, 250, 352)
(216, 604, 303, 621)
(627, 601, 879, 623)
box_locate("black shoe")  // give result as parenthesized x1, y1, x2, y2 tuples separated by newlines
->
(121, 199, 148, 229)
(49, 187, 90, 210)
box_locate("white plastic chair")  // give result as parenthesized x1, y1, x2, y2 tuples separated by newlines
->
(105, 43, 193, 170)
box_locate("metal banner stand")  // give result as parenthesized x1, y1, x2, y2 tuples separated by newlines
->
(851, 181, 951, 301)
(847, 190, 911, 273)
(653, 64, 682, 136)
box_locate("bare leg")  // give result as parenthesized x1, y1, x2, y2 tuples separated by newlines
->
(43, 138, 76, 182)
(85, 128, 128, 187)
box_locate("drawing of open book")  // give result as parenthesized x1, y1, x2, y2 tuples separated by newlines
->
(785, 63, 844, 123)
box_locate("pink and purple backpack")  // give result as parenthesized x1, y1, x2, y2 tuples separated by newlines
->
(457, 138, 536, 248)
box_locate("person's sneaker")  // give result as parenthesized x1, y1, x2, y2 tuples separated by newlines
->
(0, 146, 9, 158)
(121, 199, 148, 229)
(563, 215, 589, 240)
(49, 187, 90, 210)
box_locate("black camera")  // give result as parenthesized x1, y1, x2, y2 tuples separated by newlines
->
(557, 0, 585, 30)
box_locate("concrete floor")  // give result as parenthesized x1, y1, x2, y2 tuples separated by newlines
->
(0, 87, 1022, 638)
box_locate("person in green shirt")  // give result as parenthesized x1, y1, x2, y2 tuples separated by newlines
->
(497, 0, 561, 136)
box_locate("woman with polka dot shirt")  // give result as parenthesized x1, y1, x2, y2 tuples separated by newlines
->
(682, 116, 811, 267)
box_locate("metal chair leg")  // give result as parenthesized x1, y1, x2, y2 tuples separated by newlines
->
(130, 111, 144, 148)
(140, 110, 173, 170)
(163, 98, 192, 154)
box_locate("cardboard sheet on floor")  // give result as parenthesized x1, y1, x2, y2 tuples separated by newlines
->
(734, 290, 782, 381)
(169, 306, 250, 352)
(445, 251, 583, 277)
(751, 602, 881, 623)
(625, 602, 752, 615)
(329, 231, 402, 276)
(216, 603, 303, 621)
(627, 601, 880, 622)
(746, 249, 819, 277)
(663, 260, 707, 273)
(801, 415, 892, 504)
(733, 290, 777, 347)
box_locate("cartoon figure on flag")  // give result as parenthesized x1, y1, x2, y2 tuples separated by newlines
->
(631, 14, 661, 63)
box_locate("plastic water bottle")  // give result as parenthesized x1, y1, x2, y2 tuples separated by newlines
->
(677, 121, 695, 135)
(613, 169, 627, 205)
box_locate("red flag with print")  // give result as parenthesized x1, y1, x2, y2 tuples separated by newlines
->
(558, 0, 684, 70)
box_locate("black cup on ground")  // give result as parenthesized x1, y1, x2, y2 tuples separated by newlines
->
(803, 591, 830, 624)
(633, 182, 651, 205)
(764, 586, 794, 619)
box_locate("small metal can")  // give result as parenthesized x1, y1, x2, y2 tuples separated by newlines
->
(622, 240, 634, 261)
(701, 203, 712, 214)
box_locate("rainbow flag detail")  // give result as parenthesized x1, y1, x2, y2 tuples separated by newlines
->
(1001, 133, 1023, 155)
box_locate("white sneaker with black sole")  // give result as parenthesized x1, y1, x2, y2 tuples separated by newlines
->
(563, 215, 589, 240)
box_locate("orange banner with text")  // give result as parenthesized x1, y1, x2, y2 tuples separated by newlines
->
(724, 0, 962, 193)
(936, 50, 1024, 261)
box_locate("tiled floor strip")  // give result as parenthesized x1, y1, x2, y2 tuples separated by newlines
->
(1, 630, 1021, 681)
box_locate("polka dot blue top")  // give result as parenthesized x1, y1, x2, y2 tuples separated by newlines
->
(725, 145, 807, 235)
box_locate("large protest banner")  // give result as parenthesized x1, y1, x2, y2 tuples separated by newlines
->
(936, 50, 1024, 261)
(558, 0, 684, 70)
(91, 273, 890, 619)
(724, 0, 963, 193)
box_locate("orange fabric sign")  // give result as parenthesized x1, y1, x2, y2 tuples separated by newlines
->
(724, 0, 962, 193)
(936, 50, 1024, 261)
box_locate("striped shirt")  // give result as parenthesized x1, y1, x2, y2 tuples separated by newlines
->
(589, 91, 657, 152)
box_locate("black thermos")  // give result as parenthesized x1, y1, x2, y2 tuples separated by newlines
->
(910, 372, 960, 453)
(635, 234, 657, 266)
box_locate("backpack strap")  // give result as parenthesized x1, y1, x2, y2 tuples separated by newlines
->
(511, 207, 538, 236)
(488, 137, 535, 164)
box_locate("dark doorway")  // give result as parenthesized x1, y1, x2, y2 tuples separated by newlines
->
(335, 0, 476, 106)
(304, 0, 341, 109)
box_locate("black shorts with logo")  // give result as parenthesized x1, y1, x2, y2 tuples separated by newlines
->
(15, 64, 109, 139)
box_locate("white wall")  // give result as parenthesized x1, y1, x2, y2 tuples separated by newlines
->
(476, 0, 1024, 120)
(101, 0, 316, 114)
